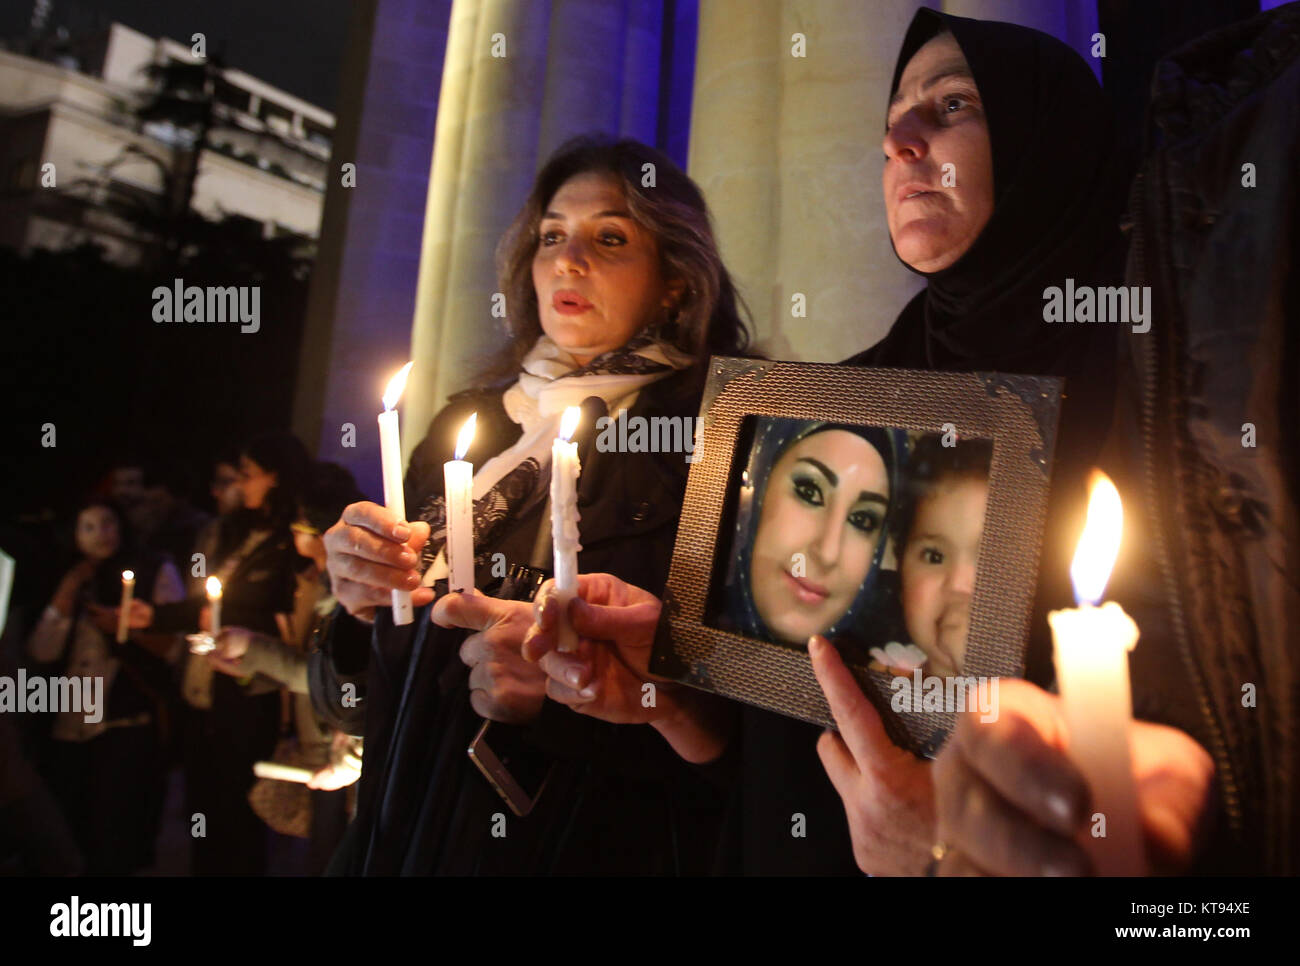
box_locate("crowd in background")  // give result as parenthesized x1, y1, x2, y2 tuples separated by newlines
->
(0, 434, 365, 875)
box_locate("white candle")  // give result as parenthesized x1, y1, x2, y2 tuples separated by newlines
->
(551, 406, 582, 652)
(1047, 471, 1145, 876)
(379, 361, 415, 625)
(444, 413, 477, 594)
(205, 576, 223, 637)
(253, 761, 315, 783)
(116, 570, 134, 643)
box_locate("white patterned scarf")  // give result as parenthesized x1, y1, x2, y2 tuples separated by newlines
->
(420, 331, 694, 583)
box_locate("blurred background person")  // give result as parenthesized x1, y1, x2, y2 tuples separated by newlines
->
(208, 460, 367, 873)
(139, 432, 309, 874)
(189, 455, 244, 597)
(25, 498, 184, 874)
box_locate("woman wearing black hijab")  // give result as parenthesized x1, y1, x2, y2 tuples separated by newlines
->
(808, 8, 1130, 874)
(521, 8, 1132, 876)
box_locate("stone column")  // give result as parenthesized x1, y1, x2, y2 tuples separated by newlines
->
(402, 0, 687, 464)
(688, 0, 927, 364)
(292, 0, 453, 499)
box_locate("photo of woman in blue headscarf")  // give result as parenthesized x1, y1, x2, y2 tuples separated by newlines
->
(720, 418, 907, 652)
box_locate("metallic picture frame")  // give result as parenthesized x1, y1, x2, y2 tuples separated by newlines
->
(650, 357, 1063, 757)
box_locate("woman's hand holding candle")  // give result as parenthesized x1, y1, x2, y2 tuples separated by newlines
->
(931, 472, 1215, 875)
(522, 573, 734, 765)
(323, 502, 433, 622)
(931, 678, 1215, 875)
(207, 626, 254, 677)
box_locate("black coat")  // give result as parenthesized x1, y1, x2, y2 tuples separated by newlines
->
(329, 366, 729, 874)
(1107, 3, 1300, 875)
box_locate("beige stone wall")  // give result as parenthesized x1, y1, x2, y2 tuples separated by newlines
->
(688, 0, 927, 364)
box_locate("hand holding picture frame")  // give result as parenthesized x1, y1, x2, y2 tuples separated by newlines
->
(650, 358, 1062, 757)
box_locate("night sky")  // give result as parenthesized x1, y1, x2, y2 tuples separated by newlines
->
(0, 0, 352, 111)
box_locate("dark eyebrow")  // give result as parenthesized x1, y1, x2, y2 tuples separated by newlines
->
(796, 456, 837, 487)
(541, 208, 633, 221)
(795, 457, 891, 506)
(888, 65, 976, 109)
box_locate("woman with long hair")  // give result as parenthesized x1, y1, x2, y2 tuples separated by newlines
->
(321, 134, 750, 873)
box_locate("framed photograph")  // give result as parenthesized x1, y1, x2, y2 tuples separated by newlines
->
(650, 358, 1063, 757)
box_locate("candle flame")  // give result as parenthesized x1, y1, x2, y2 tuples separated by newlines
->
(382, 361, 414, 411)
(122, 570, 134, 581)
(559, 406, 581, 442)
(1070, 470, 1123, 606)
(205, 576, 223, 600)
(454, 412, 477, 461)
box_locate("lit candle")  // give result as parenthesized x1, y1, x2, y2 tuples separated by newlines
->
(1047, 471, 1145, 876)
(116, 570, 134, 643)
(206, 576, 223, 637)
(551, 406, 582, 653)
(379, 362, 415, 625)
(253, 761, 314, 783)
(444, 413, 477, 595)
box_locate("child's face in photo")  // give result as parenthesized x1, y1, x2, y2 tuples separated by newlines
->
(900, 476, 988, 677)
(749, 429, 889, 645)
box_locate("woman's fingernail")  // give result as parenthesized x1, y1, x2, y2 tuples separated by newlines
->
(579, 686, 596, 699)
(404, 573, 421, 589)
(392, 524, 411, 540)
(1046, 792, 1073, 825)
(565, 668, 582, 688)
(399, 550, 417, 566)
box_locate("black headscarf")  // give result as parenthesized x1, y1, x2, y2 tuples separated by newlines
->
(857, 7, 1127, 374)
(848, 8, 1130, 687)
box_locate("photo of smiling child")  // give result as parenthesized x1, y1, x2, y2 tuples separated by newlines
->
(871, 434, 992, 679)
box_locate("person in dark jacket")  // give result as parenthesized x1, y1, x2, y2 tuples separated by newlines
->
(26, 499, 184, 874)
(205, 460, 368, 874)
(320, 135, 750, 874)
(930, 1, 1300, 877)
(138, 433, 310, 874)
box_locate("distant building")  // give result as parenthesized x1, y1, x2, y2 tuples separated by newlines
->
(0, 22, 334, 266)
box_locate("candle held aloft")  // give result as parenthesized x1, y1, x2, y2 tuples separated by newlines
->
(1048, 471, 1145, 876)
(444, 413, 477, 594)
(379, 362, 415, 625)
(117, 570, 134, 643)
(551, 407, 582, 652)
